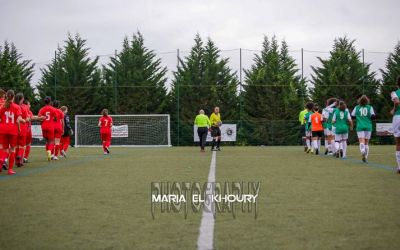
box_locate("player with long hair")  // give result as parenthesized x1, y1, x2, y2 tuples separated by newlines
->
(322, 98, 337, 155)
(309, 104, 324, 155)
(0, 88, 8, 170)
(52, 100, 64, 160)
(0, 90, 24, 174)
(351, 95, 376, 163)
(23, 99, 34, 163)
(38, 96, 57, 161)
(14, 93, 29, 167)
(332, 101, 353, 159)
(98, 109, 113, 154)
(60, 106, 72, 157)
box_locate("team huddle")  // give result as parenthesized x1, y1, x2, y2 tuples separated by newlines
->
(0, 89, 72, 175)
(301, 95, 375, 162)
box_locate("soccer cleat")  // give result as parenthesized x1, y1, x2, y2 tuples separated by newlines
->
(105, 147, 110, 154)
(217, 147, 221, 151)
(335, 152, 340, 158)
(47, 151, 52, 162)
(16, 156, 22, 167)
(362, 152, 367, 163)
(103, 152, 108, 155)
(315, 149, 319, 155)
(397, 168, 400, 174)
(2, 162, 7, 171)
(23, 158, 29, 163)
(304, 146, 308, 152)
(61, 150, 67, 158)
(7, 170, 16, 175)
(52, 156, 59, 161)
(324, 149, 328, 155)
(306, 148, 311, 154)
(339, 149, 343, 158)
(342, 156, 347, 159)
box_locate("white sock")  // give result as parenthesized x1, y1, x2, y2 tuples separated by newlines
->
(396, 151, 400, 169)
(312, 140, 318, 150)
(317, 139, 321, 151)
(359, 143, 365, 155)
(324, 139, 328, 150)
(306, 139, 311, 148)
(365, 145, 369, 158)
(342, 141, 347, 158)
(335, 142, 340, 152)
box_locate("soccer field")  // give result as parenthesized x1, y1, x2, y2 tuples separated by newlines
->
(0, 146, 399, 250)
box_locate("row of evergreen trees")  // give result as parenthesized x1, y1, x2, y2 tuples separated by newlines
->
(0, 32, 399, 145)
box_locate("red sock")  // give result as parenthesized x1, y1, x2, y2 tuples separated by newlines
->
(18, 147, 24, 161)
(45, 143, 49, 151)
(63, 137, 70, 151)
(55, 145, 60, 156)
(48, 143, 54, 152)
(8, 152, 15, 170)
(0, 149, 4, 165)
(15, 148, 20, 160)
(24, 145, 31, 158)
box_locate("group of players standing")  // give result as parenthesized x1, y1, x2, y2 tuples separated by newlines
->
(0, 89, 72, 175)
(301, 95, 375, 162)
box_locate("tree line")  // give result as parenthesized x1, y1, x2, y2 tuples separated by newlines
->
(0, 32, 399, 145)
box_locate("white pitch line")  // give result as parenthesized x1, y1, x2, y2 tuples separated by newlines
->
(197, 151, 216, 250)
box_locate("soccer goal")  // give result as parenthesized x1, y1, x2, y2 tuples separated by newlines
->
(74, 114, 171, 147)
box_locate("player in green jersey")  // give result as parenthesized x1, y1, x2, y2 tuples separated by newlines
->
(351, 95, 376, 163)
(332, 101, 353, 159)
(322, 98, 337, 155)
(390, 76, 400, 174)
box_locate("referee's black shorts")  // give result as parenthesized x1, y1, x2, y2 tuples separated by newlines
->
(211, 126, 221, 137)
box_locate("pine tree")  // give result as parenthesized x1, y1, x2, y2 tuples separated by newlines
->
(169, 34, 239, 145)
(378, 41, 400, 120)
(37, 34, 106, 117)
(311, 37, 379, 108)
(0, 41, 35, 100)
(104, 32, 168, 114)
(242, 36, 306, 145)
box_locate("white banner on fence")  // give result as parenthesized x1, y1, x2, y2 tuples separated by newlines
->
(32, 125, 43, 140)
(193, 124, 237, 142)
(376, 123, 393, 136)
(112, 125, 129, 138)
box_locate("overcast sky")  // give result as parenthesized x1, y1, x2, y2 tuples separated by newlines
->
(1, 0, 399, 85)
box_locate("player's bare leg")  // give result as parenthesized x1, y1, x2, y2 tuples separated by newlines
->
(395, 137, 400, 174)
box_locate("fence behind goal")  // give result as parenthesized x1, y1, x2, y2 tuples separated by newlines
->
(74, 115, 171, 147)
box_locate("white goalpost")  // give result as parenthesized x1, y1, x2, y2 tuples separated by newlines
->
(74, 114, 171, 147)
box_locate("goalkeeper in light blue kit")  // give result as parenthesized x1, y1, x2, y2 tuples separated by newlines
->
(351, 95, 376, 163)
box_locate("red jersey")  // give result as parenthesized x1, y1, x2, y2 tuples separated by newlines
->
(99, 115, 113, 134)
(0, 98, 5, 108)
(310, 112, 324, 132)
(22, 104, 33, 132)
(54, 108, 64, 131)
(38, 105, 57, 130)
(18, 104, 29, 135)
(0, 103, 22, 135)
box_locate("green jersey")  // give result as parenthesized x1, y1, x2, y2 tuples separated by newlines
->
(391, 89, 400, 115)
(333, 109, 351, 134)
(351, 105, 375, 132)
(322, 103, 336, 130)
(304, 111, 313, 131)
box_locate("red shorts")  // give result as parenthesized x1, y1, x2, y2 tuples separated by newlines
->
(17, 135, 26, 146)
(0, 134, 18, 149)
(101, 132, 111, 141)
(42, 128, 55, 141)
(54, 129, 63, 139)
(26, 131, 32, 145)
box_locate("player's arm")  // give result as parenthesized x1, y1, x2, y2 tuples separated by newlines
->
(332, 113, 337, 125)
(347, 112, 353, 131)
(391, 91, 399, 115)
(110, 118, 113, 127)
(370, 106, 376, 120)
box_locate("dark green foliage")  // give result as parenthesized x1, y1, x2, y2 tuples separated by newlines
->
(104, 32, 168, 114)
(242, 36, 306, 145)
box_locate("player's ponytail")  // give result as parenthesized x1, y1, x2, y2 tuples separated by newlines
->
(357, 95, 369, 106)
(14, 93, 24, 105)
(4, 90, 15, 108)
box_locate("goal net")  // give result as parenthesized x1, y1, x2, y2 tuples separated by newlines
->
(74, 114, 171, 147)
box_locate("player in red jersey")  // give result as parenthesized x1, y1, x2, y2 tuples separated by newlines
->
(98, 109, 113, 155)
(60, 106, 72, 157)
(0, 88, 7, 171)
(38, 96, 57, 161)
(14, 93, 29, 167)
(52, 100, 64, 160)
(23, 99, 34, 163)
(0, 90, 24, 175)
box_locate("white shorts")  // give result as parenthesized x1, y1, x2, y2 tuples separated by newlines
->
(305, 131, 312, 137)
(357, 131, 372, 140)
(335, 133, 348, 141)
(324, 128, 333, 136)
(393, 115, 400, 138)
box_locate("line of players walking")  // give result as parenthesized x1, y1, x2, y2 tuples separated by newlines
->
(0, 89, 72, 175)
(300, 96, 375, 162)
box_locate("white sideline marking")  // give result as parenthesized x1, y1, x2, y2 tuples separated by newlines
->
(197, 151, 216, 250)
